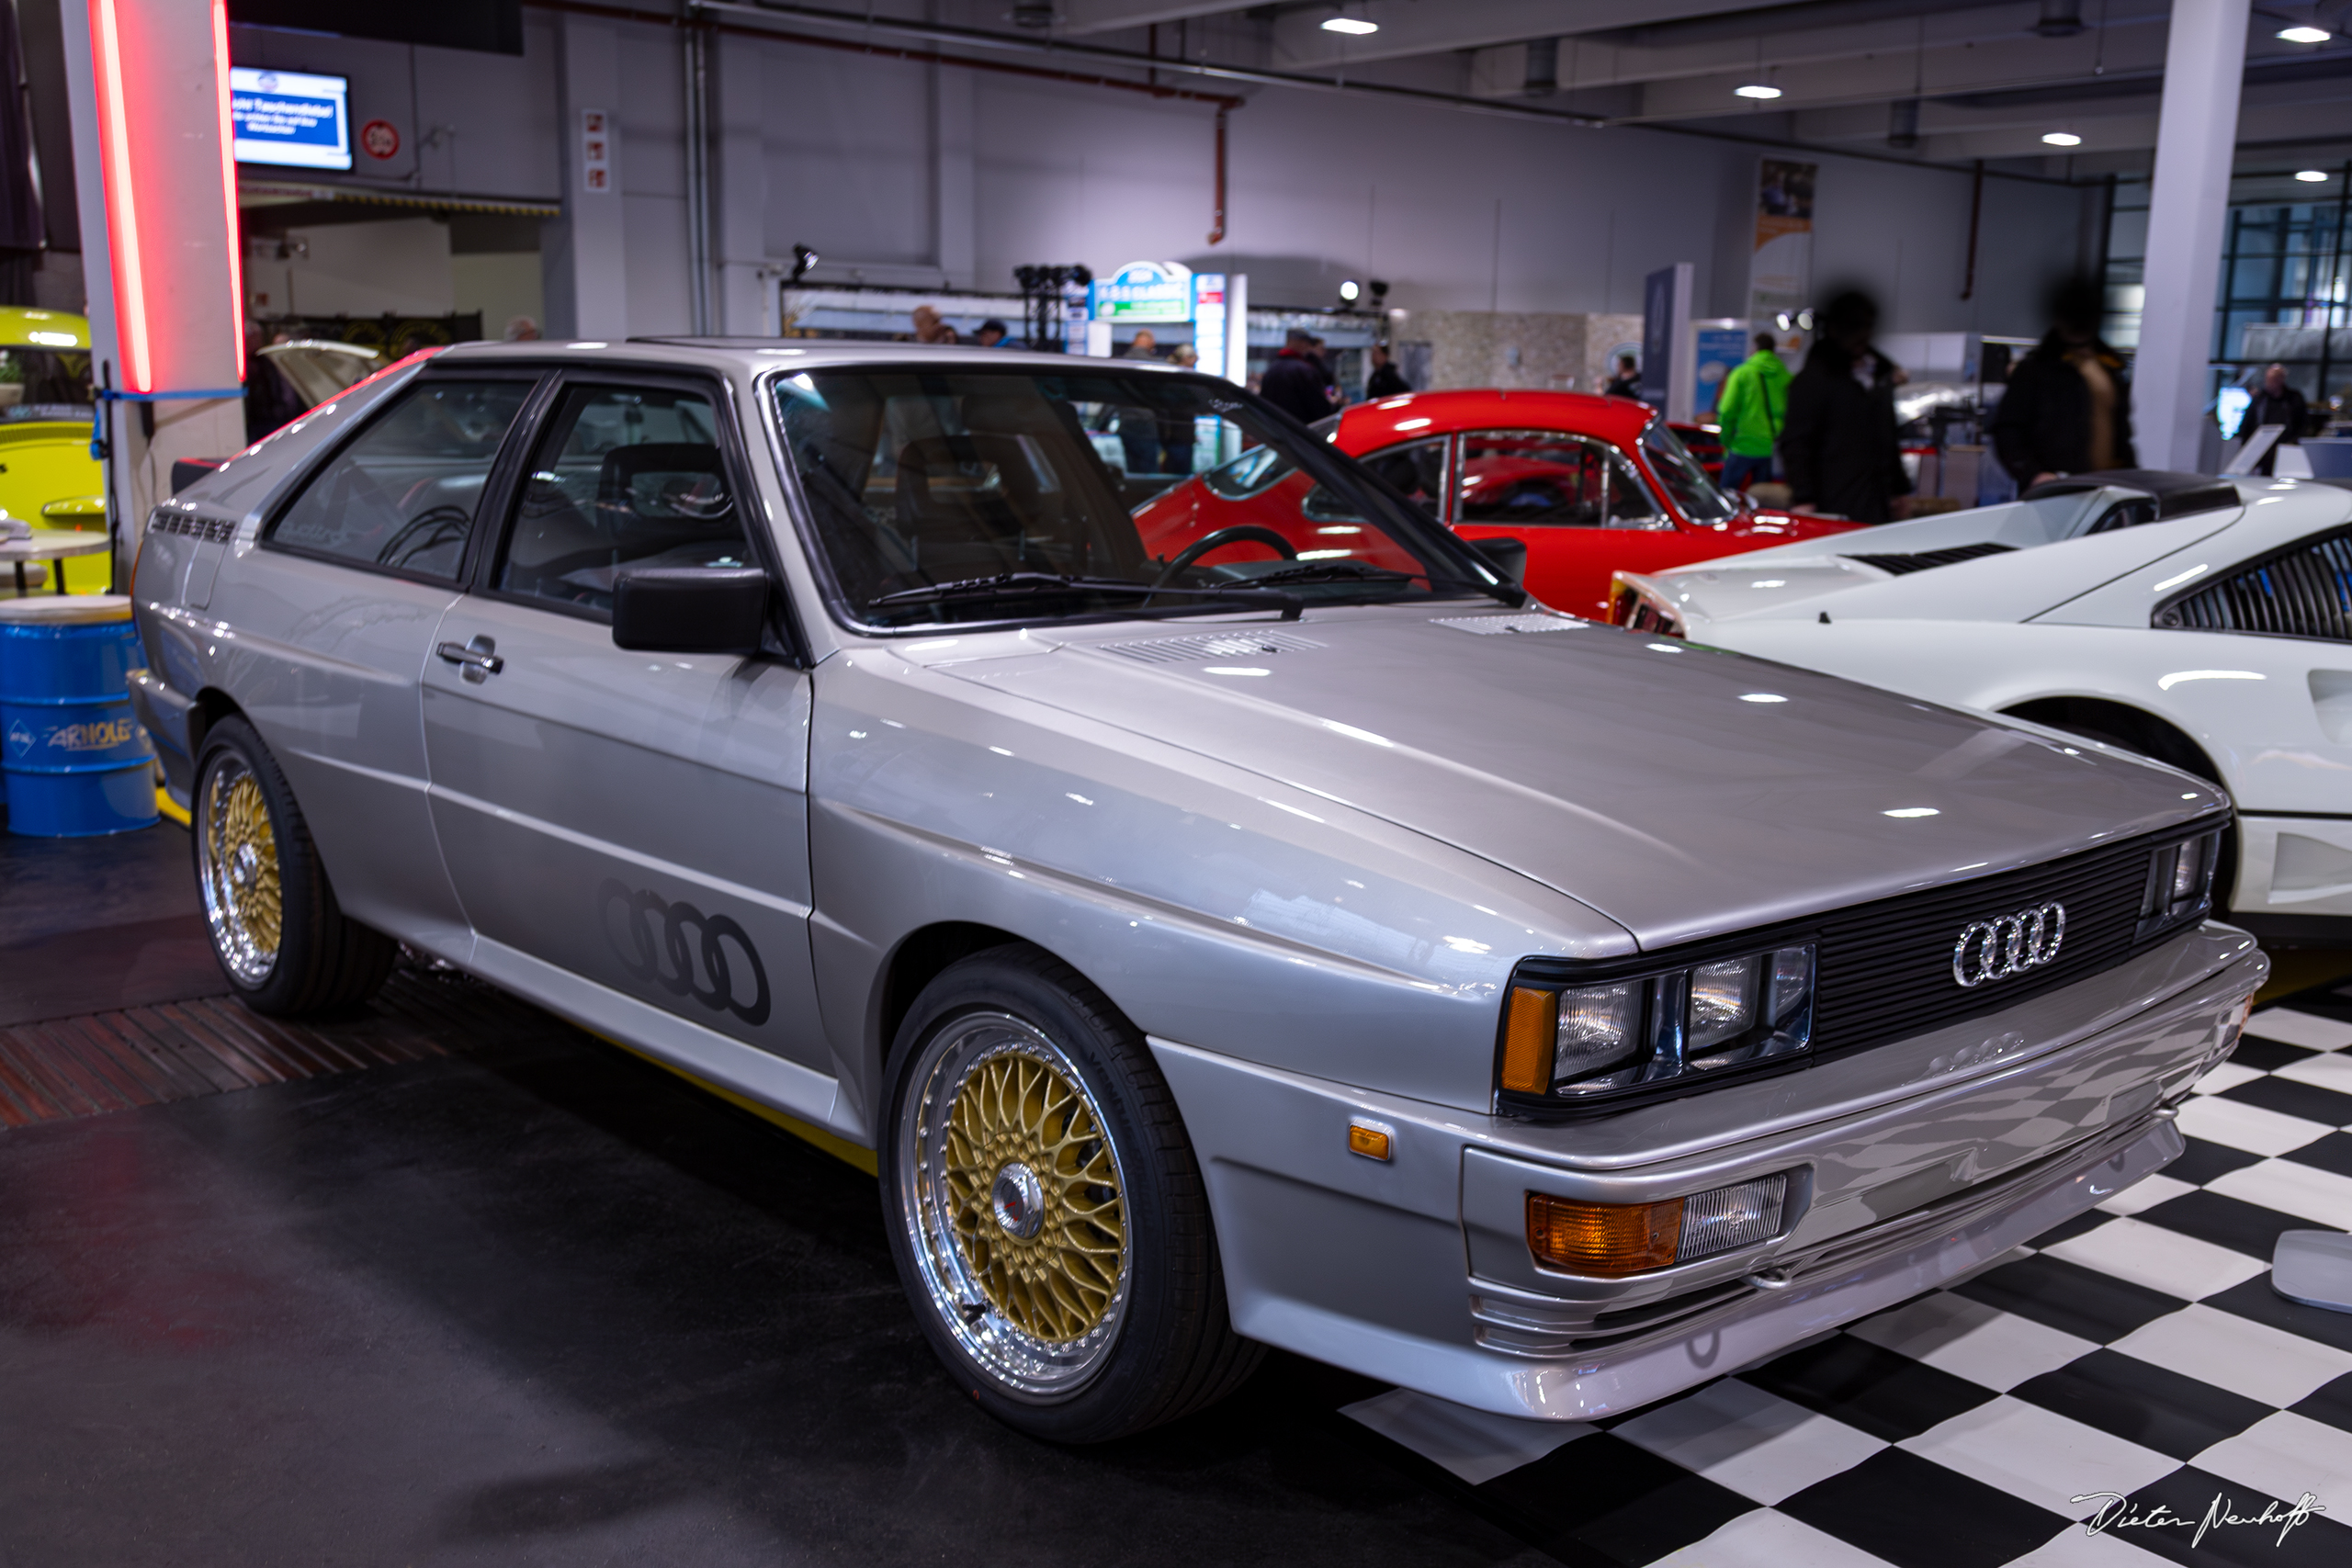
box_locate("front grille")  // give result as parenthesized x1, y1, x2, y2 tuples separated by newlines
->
(2157, 525, 2352, 643)
(1811, 829, 2179, 1058)
(1841, 541, 2016, 576)
(1510, 825, 2204, 1106)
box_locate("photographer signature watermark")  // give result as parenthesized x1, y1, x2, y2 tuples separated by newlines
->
(2073, 1490, 2327, 1548)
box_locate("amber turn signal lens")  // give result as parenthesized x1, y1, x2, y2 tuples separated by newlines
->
(1501, 987, 1558, 1094)
(1347, 1122, 1392, 1161)
(1526, 1192, 1683, 1275)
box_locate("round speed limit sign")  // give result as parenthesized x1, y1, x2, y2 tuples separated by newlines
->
(360, 119, 401, 160)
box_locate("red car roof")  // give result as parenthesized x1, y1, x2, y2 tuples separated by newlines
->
(1333, 388, 1658, 455)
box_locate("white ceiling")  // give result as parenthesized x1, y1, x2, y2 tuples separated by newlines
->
(1005, 0, 2352, 180)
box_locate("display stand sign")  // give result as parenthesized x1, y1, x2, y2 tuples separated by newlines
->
(1692, 320, 1750, 418)
(1748, 159, 1815, 333)
(1640, 263, 1695, 420)
(1086, 259, 1239, 385)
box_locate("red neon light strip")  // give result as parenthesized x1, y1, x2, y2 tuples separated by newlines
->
(210, 0, 244, 379)
(93, 0, 151, 392)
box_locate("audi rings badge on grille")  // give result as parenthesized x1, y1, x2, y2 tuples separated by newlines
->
(598, 879, 771, 1025)
(1950, 902, 2066, 988)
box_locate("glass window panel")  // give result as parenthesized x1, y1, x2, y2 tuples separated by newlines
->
(267, 378, 531, 580)
(774, 367, 1499, 629)
(497, 385, 752, 617)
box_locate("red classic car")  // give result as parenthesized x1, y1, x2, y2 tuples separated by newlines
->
(1135, 389, 1861, 618)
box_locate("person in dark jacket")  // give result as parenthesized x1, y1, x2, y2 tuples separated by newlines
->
(1781, 289, 1910, 525)
(1260, 329, 1335, 424)
(1990, 276, 2135, 488)
(1366, 343, 1410, 397)
(1601, 354, 1642, 399)
(2242, 363, 2311, 475)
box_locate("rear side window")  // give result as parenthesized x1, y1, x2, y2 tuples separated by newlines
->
(496, 384, 753, 618)
(267, 379, 532, 580)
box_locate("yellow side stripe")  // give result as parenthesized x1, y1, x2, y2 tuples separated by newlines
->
(155, 784, 190, 827)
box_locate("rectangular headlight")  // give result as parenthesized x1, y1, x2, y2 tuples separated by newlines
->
(2140, 829, 2222, 939)
(1499, 943, 1815, 1104)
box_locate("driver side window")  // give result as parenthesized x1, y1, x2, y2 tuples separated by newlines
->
(1456, 431, 1660, 529)
(496, 384, 755, 619)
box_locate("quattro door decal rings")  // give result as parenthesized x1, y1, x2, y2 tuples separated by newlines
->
(599, 878, 772, 1026)
(1951, 902, 2066, 989)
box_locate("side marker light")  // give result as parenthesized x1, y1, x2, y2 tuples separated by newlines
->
(1347, 1119, 1393, 1161)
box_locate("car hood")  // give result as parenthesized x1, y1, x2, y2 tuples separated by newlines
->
(933, 606, 2223, 950)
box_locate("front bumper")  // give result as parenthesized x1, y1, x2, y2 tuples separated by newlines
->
(1150, 921, 2264, 1421)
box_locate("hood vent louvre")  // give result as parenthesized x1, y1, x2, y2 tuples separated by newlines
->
(1431, 614, 1582, 635)
(1841, 542, 2015, 576)
(1094, 629, 1328, 664)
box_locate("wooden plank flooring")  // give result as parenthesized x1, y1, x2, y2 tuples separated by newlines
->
(0, 967, 563, 1130)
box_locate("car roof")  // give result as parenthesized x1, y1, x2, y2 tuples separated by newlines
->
(430, 337, 1205, 378)
(1333, 387, 1657, 452)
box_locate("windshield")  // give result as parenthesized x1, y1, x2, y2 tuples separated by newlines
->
(775, 366, 1509, 630)
(1642, 421, 1736, 524)
(0, 347, 93, 423)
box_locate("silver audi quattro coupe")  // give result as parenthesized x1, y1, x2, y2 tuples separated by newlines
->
(128, 339, 2264, 1442)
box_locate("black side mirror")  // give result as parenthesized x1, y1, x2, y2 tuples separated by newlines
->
(1467, 536, 1528, 584)
(612, 567, 769, 653)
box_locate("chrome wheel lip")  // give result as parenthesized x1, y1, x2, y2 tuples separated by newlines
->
(197, 753, 277, 987)
(897, 1011, 1132, 1401)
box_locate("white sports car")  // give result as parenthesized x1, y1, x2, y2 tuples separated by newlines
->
(1612, 469, 2352, 945)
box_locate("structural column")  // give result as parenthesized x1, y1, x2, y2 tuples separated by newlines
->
(2134, 0, 2249, 470)
(62, 0, 247, 579)
(710, 29, 769, 334)
(541, 10, 630, 339)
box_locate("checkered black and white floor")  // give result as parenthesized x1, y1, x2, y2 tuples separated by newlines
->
(1340, 991, 2352, 1568)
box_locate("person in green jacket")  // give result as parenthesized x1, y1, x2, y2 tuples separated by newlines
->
(1715, 333, 1792, 492)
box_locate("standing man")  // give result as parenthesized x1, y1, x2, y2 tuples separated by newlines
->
(1601, 354, 1643, 399)
(1366, 343, 1410, 397)
(1715, 333, 1790, 492)
(2243, 363, 2311, 475)
(1990, 277, 2136, 487)
(1781, 290, 1910, 524)
(1260, 328, 1335, 424)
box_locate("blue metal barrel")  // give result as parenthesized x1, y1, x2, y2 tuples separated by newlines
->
(0, 595, 159, 836)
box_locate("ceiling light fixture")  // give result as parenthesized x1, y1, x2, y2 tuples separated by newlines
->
(1321, 16, 1378, 34)
(2042, 130, 2083, 146)
(1735, 83, 1782, 99)
(2297, 168, 2331, 182)
(2278, 25, 2333, 43)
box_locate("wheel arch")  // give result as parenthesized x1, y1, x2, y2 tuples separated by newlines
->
(1998, 694, 2224, 785)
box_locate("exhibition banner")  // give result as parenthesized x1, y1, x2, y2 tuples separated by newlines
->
(1748, 159, 1815, 327)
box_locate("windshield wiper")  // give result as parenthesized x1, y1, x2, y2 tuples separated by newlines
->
(1243, 559, 1512, 603)
(868, 571, 1302, 620)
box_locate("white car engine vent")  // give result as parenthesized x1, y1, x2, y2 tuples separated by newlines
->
(148, 513, 235, 544)
(1095, 629, 1329, 664)
(1431, 614, 1582, 635)
(1840, 541, 2015, 577)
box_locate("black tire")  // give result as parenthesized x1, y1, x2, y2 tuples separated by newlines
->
(192, 715, 395, 1016)
(879, 943, 1261, 1442)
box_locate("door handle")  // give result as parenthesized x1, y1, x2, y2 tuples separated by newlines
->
(436, 635, 503, 683)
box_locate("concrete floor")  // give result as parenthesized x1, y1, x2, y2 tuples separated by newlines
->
(0, 825, 1544, 1568)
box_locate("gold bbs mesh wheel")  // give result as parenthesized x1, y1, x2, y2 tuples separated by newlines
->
(198, 753, 282, 986)
(899, 1012, 1131, 1396)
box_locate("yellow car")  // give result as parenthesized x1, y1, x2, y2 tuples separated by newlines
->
(0, 307, 104, 592)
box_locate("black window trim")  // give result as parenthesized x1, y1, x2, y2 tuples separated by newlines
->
(256, 366, 550, 590)
(470, 365, 807, 665)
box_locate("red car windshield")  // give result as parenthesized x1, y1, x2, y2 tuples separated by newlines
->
(1642, 422, 1738, 524)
